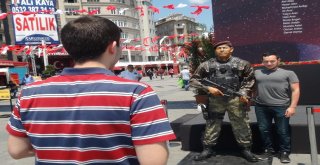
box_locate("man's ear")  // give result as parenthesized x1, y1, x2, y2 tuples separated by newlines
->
(107, 41, 118, 55)
(230, 47, 234, 53)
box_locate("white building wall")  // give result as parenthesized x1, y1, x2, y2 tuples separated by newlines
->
(136, 0, 158, 62)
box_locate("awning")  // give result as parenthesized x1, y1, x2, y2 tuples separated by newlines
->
(0, 60, 28, 67)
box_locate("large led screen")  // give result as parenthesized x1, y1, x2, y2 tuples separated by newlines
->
(212, 0, 320, 63)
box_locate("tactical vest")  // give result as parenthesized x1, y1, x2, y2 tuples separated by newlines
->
(208, 57, 243, 91)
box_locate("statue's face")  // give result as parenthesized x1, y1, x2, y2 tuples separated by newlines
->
(215, 44, 234, 61)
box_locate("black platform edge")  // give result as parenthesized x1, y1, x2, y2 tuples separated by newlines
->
(178, 152, 272, 165)
(174, 112, 320, 153)
(0, 114, 11, 118)
(170, 114, 198, 141)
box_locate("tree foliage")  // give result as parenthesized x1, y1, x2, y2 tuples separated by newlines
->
(42, 65, 56, 79)
(185, 33, 215, 74)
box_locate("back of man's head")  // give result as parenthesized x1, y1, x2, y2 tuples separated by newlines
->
(61, 16, 122, 63)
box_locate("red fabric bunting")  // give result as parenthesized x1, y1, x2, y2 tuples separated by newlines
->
(189, 33, 199, 36)
(88, 9, 99, 15)
(0, 13, 8, 20)
(143, 37, 150, 46)
(133, 38, 141, 42)
(163, 4, 175, 9)
(148, 6, 160, 13)
(74, 9, 87, 14)
(151, 36, 160, 43)
(106, 5, 116, 11)
(39, 10, 53, 14)
(191, 5, 210, 16)
(168, 34, 178, 39)
(135, 6, 144, 16)
(21, 11, 38, 16)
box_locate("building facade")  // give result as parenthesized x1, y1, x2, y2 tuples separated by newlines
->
(155, 13, 206, 62)
(59, 0, 158, 63)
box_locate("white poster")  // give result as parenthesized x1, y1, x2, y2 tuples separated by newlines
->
(10, 0, 60, 45)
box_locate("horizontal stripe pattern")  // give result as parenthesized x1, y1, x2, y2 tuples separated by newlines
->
(6, 68, 176, 165)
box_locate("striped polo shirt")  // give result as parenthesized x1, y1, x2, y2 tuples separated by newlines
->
(7, 67, 176, 165)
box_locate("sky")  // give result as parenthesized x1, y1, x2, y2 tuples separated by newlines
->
(152, 0, 214, 31)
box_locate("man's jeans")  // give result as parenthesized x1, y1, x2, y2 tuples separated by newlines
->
(183, 80, 189, 91)
(255, 105, 291, 153)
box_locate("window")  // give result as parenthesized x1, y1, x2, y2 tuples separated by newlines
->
(113, 20, 127, 27)
(88, 7, 100, 14)
(64, 0, 77, 3)
(65, 7, 80, 15)
(134, 34, 140, 39)
(121, 32, 128, 39)
(130, 0, 134, 6)
(87, 0, 99, 2)
(110, 0, 125, 3)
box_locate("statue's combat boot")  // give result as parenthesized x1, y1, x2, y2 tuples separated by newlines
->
(241, 148, 259, 162)
(193, 146, 216, 161)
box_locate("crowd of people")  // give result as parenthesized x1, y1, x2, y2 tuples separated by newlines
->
(119, 67, 175, 81)
(6, 15, 300, 164)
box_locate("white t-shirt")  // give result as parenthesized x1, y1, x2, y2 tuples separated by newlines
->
(180, 69, 190, 80)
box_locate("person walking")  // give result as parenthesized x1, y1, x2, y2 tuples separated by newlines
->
(118, 64, 142, 81)
(254, 51, 300, 163)
(190, 41, 258, 162)
(6, 15, 176, 165)
(147, 68, 153, 80)
(168, 68, 174, 78)
(180, 66, 191, 91)
(158, 68, 165, 80)
(21, 73, 34, 85)
(7, 80, 18, 98)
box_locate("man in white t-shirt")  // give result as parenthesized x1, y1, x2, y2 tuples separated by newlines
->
(180, 66, 190, 91)
(118, 64, 142, 81)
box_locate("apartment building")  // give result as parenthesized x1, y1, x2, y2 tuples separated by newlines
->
(155, 13, 207, 62)
(155, 13, 206, 44)
(59, 0, 158, 62)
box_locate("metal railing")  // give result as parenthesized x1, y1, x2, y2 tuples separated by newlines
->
(306, 107, 319, 165)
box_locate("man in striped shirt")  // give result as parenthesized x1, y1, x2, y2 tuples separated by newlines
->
(7, 15, 176, 165)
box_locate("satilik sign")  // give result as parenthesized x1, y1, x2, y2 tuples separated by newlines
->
(10, 0, 59, 45)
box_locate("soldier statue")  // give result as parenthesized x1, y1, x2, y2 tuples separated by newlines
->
(190, 41, 259, 162)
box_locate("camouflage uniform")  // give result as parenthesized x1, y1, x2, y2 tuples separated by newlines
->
(190, 56, 255, 149)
